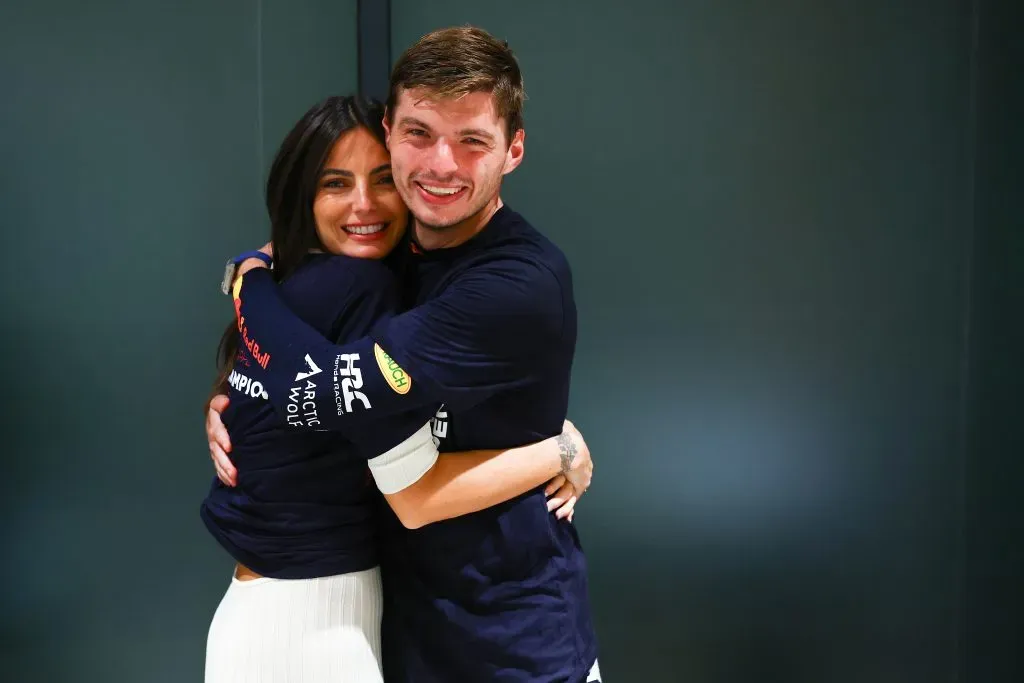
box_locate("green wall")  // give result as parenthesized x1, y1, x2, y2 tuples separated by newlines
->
(394, 1, 972, 681)
(964, 1, 1024, 682)
(1, 1, 1020, 681)
(0, 1, 356, 681)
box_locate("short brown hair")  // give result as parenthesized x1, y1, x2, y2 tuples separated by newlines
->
(387, 26, 525, 143)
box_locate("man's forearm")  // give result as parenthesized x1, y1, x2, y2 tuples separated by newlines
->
(232, 270, 436, 433)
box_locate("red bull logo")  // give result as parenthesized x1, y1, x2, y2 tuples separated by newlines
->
(233, 277, 271, 369)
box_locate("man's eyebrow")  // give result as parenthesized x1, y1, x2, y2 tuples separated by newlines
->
(397, 116, 432, 131)
(457, 128, 495, 141)
(398, 117, 495, 141)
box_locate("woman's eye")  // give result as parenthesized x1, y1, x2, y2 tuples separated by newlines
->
(378, 175, 395, 185)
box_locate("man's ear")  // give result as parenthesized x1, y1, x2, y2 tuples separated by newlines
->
(382, 109, 392, 150)
(502, 128, 525, 175)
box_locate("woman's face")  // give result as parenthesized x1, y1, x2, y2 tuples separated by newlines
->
(312, 126, 407, 259)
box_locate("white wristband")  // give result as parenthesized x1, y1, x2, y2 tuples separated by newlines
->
(367, 422, 439, 494)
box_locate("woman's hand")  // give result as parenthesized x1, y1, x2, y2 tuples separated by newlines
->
(544, 420, 592, 522)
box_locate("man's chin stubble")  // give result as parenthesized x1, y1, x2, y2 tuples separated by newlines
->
(412, 200, 489, 232)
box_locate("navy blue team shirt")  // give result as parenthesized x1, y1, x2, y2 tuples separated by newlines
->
(200, 252, 434, 580)
(232, 206, 598, 683)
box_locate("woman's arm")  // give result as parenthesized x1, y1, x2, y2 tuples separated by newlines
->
(372, 421, 593, 529)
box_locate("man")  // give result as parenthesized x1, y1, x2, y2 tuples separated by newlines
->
(208, 26, 601, 682)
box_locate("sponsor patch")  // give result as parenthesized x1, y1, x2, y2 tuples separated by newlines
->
(294, 353, 322, 381)
(374, 343, 411, 394)
(228, 369, 269, 400)
(431, 404, 448, 441)
(286, 379, 320, 428)
(333, 353, 371, 414)
(231, 275, 270, 369)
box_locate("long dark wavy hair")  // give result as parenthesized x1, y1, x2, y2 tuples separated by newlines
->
(209, 95, 389, 400)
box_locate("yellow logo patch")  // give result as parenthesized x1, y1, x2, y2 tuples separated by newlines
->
(374, 343, 411, 394)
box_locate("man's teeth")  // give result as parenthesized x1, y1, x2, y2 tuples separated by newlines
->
(344, 223, 385, 235)
(420, 184, 462, 196)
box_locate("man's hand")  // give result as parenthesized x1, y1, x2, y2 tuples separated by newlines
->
(207, 394, 236, 486)
(544, 419, 592, 521)
(234, 242, 274, 281)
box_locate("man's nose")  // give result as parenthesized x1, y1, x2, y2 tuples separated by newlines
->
(425, 140, 458, 176)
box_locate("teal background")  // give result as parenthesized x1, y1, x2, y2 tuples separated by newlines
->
(1, 1, 1020, 681)
(393, 1, 1020, 681)
(0, 2, 356, 681)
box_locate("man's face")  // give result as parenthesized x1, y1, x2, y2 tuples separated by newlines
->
(384, 87, 524, 232)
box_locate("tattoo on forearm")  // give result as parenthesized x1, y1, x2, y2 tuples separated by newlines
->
(556, 433, 577, 475)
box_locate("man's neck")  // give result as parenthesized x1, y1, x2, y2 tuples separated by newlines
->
(413, 196, 503, 251)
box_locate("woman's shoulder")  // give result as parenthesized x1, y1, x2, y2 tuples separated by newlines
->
(300, 251, 397, 276)
(279, 254, 402, 336)
(288, 253, 400, 291)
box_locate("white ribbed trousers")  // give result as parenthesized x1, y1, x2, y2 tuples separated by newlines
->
(205, 567, 383, 683)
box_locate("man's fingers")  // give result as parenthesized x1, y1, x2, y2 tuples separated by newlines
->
(567, 509, 575, 523)
(206, 398, 232, 453)
(214, 461, 233, 487)
(545, 475, 566, 497)
(556, 495, 578, 520)
(207, 394, 235, 486)
(215, 424, 231, 453)
(209, 394, 230, 413)
(210, 443, 237, 487)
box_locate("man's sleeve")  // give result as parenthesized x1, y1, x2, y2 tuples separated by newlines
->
(364, 420, 439, 494)
(372, 257, 565, 412)
(232, 258, 564, 432)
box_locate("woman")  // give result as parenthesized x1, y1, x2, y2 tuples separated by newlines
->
(201, 95, 589, 683)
